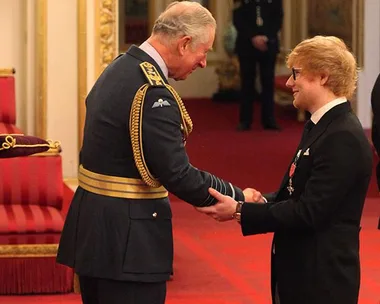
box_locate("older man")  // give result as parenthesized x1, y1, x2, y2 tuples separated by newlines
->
(57, 2, 255, 304)
(198, 36, 373, 304)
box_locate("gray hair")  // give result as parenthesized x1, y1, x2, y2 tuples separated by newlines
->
(152, 1, 216, 47)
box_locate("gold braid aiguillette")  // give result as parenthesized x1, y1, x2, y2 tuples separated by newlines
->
(130, 62, 193, 188)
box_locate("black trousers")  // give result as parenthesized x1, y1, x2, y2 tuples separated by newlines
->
(79, 276, 166, 304)
(237, 47, 278, 126)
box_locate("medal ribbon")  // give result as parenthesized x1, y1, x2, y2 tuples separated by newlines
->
(289, 150, 302, 178)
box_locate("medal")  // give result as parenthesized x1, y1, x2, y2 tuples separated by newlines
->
(287, 150, 301, 195)
(256, 1, 263, 27)
(256, 16, 263, 27)
(289, 163, 296, 177)
(287, 179, 294, 195)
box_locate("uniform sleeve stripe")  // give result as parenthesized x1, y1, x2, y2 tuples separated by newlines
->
(229, 182, 235, 200)
(200, 176, 214, 206)
(214, 176, 221, 192)
(221, 179, 226, 195)
(219, 179, 224, 193)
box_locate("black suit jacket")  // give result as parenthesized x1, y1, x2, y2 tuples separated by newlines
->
(233, 0, 283, 55)
(240, 102, 372, 304)
(371, 73, 380, 189)
(57, 46, 244, 282)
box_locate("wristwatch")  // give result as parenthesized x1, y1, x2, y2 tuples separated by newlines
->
(232, 201, 244, 223)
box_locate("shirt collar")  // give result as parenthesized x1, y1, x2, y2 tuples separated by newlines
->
(139, 41, 168, 80)
(311, 97, 347, 124)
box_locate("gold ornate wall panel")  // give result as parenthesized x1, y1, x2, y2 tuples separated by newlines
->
(353, 0, 364, 68)
(307, 0, 364, 67)
(305, 0, 363, 114)
(276, 0, 305, 64)
(35, 0, 47, 139)
(77, 0, 117, 148)
(290, 0, 305, 51)
(95, 0, 117, 78)
(78, 0, 87, 149)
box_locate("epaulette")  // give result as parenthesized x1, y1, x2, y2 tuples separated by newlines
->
(130, 62, 193, 188)
(139, 62, 165, 87)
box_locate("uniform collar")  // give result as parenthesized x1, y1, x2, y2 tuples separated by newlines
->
(139, 41, 169, 80)
(127, 45, 169, 84)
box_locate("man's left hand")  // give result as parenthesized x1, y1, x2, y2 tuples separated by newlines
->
(195, 188, 238, 222)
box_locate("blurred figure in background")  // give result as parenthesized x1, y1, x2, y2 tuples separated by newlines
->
(233, 0, 283, 131)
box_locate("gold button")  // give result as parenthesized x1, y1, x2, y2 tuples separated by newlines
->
(152, 212, 157, 218)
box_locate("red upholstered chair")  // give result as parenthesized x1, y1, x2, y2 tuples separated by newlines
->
(0, 69, 73, 294)
(0, 69, 22, 134)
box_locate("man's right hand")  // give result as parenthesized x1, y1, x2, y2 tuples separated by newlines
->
(243, 188, 265, 203)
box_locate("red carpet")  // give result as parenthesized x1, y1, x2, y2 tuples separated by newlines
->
(1, 100, 379, 303)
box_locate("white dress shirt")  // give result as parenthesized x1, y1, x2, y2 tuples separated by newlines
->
(139, 41, 169, 80)
(311, 97, 347, 124)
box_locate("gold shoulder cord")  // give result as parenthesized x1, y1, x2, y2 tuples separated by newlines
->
(165, 84, 193, 136)
(130, 62, 193, 188)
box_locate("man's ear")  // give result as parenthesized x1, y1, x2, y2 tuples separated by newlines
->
(320, 73, 329, 86)
(178, 35, 192, 55)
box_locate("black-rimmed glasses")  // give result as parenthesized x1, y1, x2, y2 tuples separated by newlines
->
(292, 68, 302, 80)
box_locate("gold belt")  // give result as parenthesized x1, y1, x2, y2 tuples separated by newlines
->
(78, 165, 168, 199)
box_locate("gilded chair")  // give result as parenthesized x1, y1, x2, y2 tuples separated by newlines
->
(0, 68, 73, 294)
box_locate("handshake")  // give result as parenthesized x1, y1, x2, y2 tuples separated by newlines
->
(195, 187, 266, 222)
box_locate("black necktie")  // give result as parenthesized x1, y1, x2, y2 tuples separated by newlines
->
(299, 120, 315, 147)
(305, 119, 315, 133)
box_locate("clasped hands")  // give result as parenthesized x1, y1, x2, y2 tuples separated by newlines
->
(195, 187, 265, 222)
(251, 35, 268, 52)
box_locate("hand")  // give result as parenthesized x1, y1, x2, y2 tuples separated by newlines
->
(195, 188, 238, 222)
(251, 35, 268, 52)
(243, 188, 265, 203)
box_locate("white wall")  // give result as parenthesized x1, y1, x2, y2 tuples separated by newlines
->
(357, 0, 380, 129)
(0, 1, 14, 68)
(0, 0, 79, 177)
(46, 0, 78, 177)
(0, 0, 27, 131)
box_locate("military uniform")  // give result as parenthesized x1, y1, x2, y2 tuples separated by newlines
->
(57, 46, 244, 303)
(233, 0, 283, 129)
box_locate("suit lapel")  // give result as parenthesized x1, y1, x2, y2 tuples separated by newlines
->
(276, 102, 352, 198)
(126, 45, 169, 84)
(302, 102, 352, 152)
